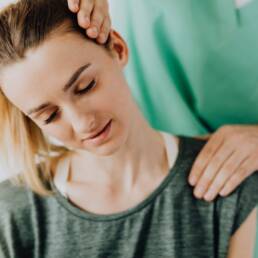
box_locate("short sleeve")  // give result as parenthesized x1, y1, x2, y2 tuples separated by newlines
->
(230, 171, 258, 236)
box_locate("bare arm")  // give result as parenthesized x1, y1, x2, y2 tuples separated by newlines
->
(227, 208, 257, 258)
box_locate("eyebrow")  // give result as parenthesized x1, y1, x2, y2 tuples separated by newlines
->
(27, 63, 91, 116)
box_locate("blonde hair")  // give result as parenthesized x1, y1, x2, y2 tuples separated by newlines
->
(0, 0, 111, 196)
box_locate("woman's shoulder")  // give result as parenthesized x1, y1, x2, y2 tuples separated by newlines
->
(0, 173, 53, 217)
(0, 178, 32, 216)
(215, 171, 258, 236)
(173, 134, 258, 236)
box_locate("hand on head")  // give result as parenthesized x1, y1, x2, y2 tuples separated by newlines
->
(67, 0, 111, 44)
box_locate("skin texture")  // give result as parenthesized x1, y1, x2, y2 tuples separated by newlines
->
(67, 0, 111, 43)
(68, 0, 258, 202)
(227, 208, 257, 258)
(1, 29, 174, 212)
(62, 1, 258, 256)
(190, 126, 258, 201)
(0, 11, 256, 256)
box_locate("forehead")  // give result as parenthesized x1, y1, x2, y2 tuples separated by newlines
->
(1, 33, 103, 113)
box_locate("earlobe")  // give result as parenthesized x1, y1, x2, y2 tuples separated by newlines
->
(109, 30, 129, 67)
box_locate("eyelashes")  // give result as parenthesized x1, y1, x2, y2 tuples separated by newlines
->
(43, 79, 96, 125)
(44, 109, 59, 124)
(75, 79, 96, 95)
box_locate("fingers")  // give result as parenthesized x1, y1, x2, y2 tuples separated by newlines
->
(203, 150, 248, 201)
(96, 16, 111, 43)
(77, 0, 94, 28)
(189, 125, 258, 202)
(193, 142, 233, 199)
(75, 0, 110, 43)
(86, 5, 104, 38)
(188, 133, 224, 186)
(220, 154, 258, 196)
(68, 0, 80, 12)
(67, 0, 111, 43)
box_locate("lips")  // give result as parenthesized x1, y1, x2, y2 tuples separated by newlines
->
(85, 120, 111, 140)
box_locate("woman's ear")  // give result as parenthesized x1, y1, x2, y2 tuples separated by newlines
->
(109, 30, 129, 67)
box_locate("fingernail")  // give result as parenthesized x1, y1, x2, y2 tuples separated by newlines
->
(84, 17, 90, 27)
(87, 27, 98, 37)
(189, 176, 197, 186)
(219, 189, 228, 196)
(204, 192, 213, 201)
(194, 187, 205, 198)
(74, 0, 79, 10)
(98, 33, 106, 43)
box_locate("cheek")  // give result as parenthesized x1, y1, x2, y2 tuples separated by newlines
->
(42, 124, 73, 144)
(100, 73, 133, 115)
(96, 88, 132, 126)
(81, 76, 126, 117)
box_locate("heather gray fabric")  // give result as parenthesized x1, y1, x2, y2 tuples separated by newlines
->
(0, 135, 258, 258)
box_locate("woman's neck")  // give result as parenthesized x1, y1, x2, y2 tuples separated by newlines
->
(68, 118, 175, 193)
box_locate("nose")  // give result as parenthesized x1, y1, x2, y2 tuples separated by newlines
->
(67, 108, 98, 136)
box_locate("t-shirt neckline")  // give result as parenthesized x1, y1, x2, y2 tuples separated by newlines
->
(51, 135, 187, 222)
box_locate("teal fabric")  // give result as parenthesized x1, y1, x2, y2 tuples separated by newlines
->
(109, 0, 258, 256)
(110, 0, 258, 135)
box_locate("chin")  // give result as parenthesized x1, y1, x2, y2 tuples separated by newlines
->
(84, 129, 128, 157)
(91, 134, 126, 156)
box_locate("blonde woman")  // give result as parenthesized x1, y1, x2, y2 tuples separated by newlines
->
(68, 0, 258, 205)
(0, 1, 257, 258)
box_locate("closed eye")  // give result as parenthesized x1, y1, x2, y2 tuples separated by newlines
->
(75, 79, 96, 95)
(43, 79, 97, 125)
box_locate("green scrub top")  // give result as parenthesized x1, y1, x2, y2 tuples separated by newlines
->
(110, 0, 258, 136)
(110, 1, 258, 256)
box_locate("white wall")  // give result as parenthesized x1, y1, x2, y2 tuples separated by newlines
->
(0, 0, 16, 8)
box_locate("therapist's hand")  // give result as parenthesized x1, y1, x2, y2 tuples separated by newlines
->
(189, 125, 258, 201)
(67, 0, 111, 43)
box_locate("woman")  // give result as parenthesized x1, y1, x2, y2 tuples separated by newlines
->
(66, 0, 258, 204)
(0, 1, 257, 257)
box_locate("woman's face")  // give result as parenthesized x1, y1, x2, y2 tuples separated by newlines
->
(1, 30, 135, 156)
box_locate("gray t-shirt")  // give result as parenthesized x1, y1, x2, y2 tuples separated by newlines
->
(0, 136, 258, 258)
